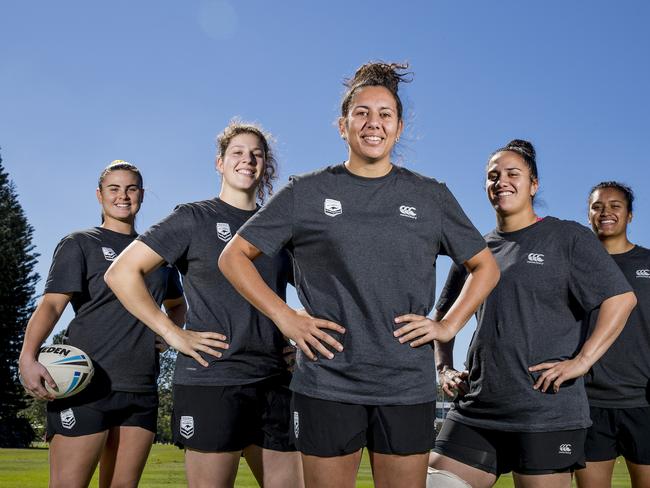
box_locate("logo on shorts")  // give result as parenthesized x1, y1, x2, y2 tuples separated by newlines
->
(180, 416, 194, 439)
(216, 223, 232, 242)
(101, 247, 117, 261)
(558, 443, 572, 455)
(527, 253, 545, 265)
(324, 199, 342, 217)
(293, 411, 299, 439)
(60, 408, 76, 429)
(399, 205, 417, 219)
(636, 269, 650, 279)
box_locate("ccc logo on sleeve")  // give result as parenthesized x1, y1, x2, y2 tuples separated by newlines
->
(636, 269, 650, 279)
(399, 205, 417, 219)
(526, 253, 545, 265)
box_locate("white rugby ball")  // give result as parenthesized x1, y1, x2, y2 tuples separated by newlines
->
(38, 345, 94, 399)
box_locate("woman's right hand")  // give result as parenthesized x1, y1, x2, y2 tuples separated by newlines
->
(162, 328, 229, 367)
(277, 309, 345, 361)
(438, 366, 469, 398)
(18, 357, 57, 401)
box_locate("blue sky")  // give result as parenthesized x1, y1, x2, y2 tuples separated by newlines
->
(2, 1, 649, 367)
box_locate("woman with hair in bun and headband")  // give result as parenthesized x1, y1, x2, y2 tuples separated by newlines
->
(219, 62, 499, 487)
(19, 161, 186, 488)
(429, 141, 637, 488)
(575, 182, 650, 488)
(106, 121, 301, 488)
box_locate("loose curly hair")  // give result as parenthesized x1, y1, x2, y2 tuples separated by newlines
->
(216, 119, 277, 203)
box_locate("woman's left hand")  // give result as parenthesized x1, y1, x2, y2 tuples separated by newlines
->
(393, 314, 453, 347)
(528, 356, 591, 393)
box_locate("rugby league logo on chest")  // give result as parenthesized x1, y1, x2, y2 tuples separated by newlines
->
(216, 222, 232, 242)
(101, 247, 118, 261)
(324, 199, 342, 217)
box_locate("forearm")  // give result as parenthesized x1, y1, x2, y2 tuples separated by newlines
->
(105, 262, 180, 341)
(432, 310, 454, 371)
(219, 243, 292, 325)
(440, 249, 499, 340)
(20, 295, 68, 362)
(577, 291, 637, 367)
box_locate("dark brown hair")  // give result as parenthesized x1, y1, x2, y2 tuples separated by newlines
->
(216, 119, 277, 203)
(340, 62, 412, 119)
(589, 181, 634, 212)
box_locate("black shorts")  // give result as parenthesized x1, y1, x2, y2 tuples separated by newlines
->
(46, 389, 158, 440)
(172, 376, 295, 452)
(291, 392, 435, 457)
(433, 419, 586, 475)
(584, 405, 650, 465)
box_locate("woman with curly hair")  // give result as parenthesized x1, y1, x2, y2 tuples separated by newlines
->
(105, 121, 301, 488)
(219, 63, 499, 487)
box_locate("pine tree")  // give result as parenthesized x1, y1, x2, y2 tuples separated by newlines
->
(0, 152, 40, 447)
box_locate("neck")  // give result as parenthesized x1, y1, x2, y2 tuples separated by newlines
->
(600, 234, 634, 255)
(345, 156, 392, 178)
(219, 185, 257, 211)
(496, 207, 538, 233)
(101, 218, 135, 235)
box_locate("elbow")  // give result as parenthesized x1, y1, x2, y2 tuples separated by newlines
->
(104, 263, 117, 289)
(625, 291, 638, 312)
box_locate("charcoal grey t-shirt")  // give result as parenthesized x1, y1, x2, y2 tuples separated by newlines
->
(585, 245, 650, 407)
(44, 227, 182, 392)
(138, 198, 291, 386)
(238, 164, 486, 405)
(437, 217, 632, 431)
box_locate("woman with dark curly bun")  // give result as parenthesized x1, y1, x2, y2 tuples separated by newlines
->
(219, 62, 499, 487)
(430, 141, 637, 488)
(105, 121, 301, 488)
(575, 182, 650, 488)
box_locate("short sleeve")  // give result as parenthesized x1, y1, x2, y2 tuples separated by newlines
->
(138, 205, 193, 266)
(438, 184, 486, 265)
(568, 225, 633, 311)
(44, 235, 86, 294)
(164, 266, 184, 300)
(238, 178, 295, 256)
(435, 263, 469, 314)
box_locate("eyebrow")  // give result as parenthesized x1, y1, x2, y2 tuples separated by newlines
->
(229, 144, 263, 151)
(353, 105, 395, 111)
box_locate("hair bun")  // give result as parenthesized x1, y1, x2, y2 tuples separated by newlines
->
(345, 62, 412, 94)
(505, 139, 535, 160)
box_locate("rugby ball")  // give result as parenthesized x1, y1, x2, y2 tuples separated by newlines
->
(38, 345, 94, 399)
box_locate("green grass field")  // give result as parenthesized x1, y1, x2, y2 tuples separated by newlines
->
(0, 444, 633, 487)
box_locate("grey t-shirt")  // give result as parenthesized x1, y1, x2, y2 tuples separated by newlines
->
(44, 227, 183, 392)
(138, 198, 291, 386)
(437, 217, 632, 431)
(238, 164, 486, 405)
(585, 245, 650, 408)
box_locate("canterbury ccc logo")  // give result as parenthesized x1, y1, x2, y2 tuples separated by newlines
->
(399, 205, 417, 219)
(558, 443, 572, 454)
(527, 253, 545, 264)
(636, 269, 650, 278)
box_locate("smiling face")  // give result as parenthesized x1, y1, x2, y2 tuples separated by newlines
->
(217, 132, 265, 194)
(589, 187, 632, 239)
(338, 85, 403, 166)
(485, 150, 538, 217)
(96, 169, 143, 225)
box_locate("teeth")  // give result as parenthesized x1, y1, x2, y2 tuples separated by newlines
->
(497, 191, 513, 196)
(236, 169, 255, 175)
(364, 136, 382, 142)
(115, 204, 130, 208)
(600, 220, 615, 224)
